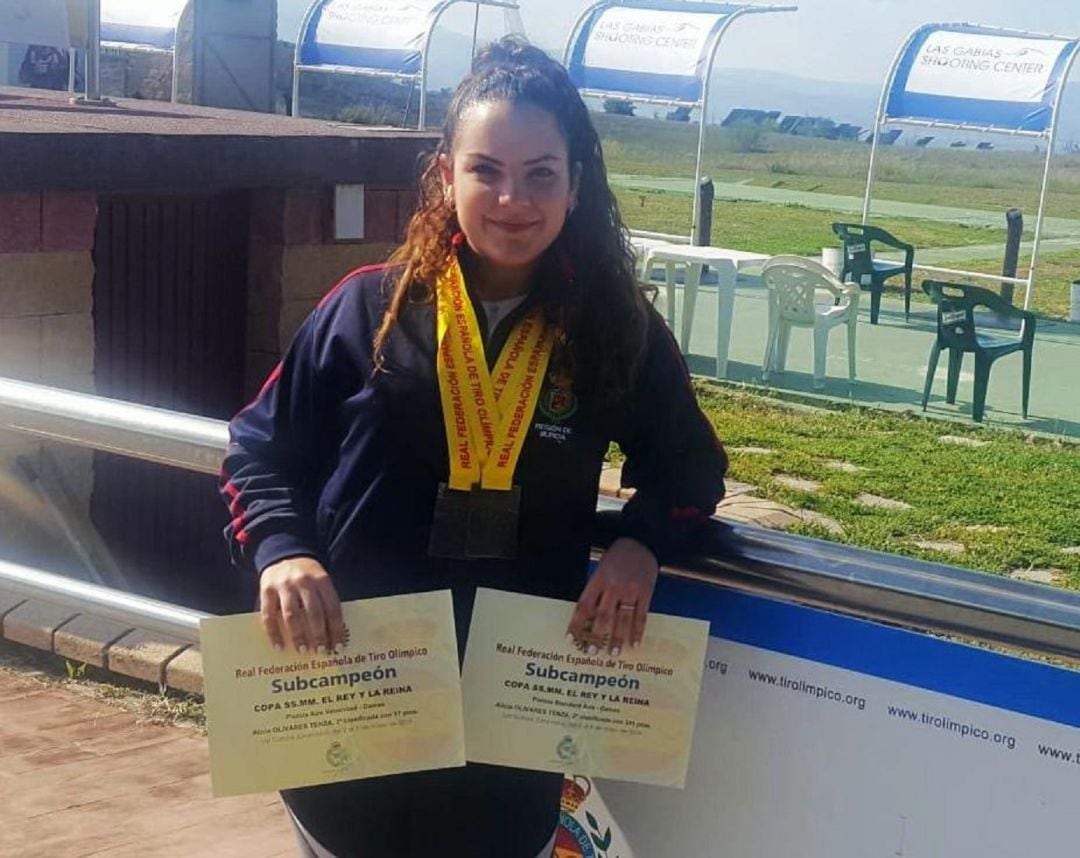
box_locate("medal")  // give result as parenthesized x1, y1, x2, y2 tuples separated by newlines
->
(428, 257, 554, 560)
(427, 485, 523, 560)
(427, 482, 471, 559)
(465, 485, 522, 559)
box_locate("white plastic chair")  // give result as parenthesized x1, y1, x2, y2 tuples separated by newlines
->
(761, 255, 860, 389)
(630, 236, 672, 306)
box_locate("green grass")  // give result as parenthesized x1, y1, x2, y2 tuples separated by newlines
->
(605, 112, 1080, 592)
(931, 248, 1080, 320)
(615, 187, 1076, 317)
(599, 112, 1080, 320)
(596, 113, 1080, 218)
(615, 188, 1006, 256)
(741, 173, 1080, 221)
(688, 383, 1080, 586)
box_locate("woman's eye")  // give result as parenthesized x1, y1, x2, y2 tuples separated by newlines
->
(530, 167, 556, 180)
(469, 163, 498, 177)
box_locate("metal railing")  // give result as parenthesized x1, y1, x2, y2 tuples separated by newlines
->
(0, 558, 203, 641)
(2, 376, 1079, 662)
(0, 377, 226, 475)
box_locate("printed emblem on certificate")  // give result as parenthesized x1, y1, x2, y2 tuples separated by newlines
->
(462, 588, 709, 788)
(201, 590, 465, 796)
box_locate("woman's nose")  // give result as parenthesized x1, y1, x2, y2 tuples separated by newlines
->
(497, 176, 527, 206)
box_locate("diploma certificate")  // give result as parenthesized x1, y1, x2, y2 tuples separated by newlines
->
(462, 588, 708, 788)
(201, 590, 465, 797)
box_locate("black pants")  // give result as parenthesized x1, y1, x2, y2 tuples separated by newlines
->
(282, 763, 562, 857)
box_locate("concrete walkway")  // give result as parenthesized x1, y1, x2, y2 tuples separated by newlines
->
(657, 277, 1080, 439)
(0, 668, 294, 857)
(911, 237, 1080, 265)
(610, 173, 1080, 240)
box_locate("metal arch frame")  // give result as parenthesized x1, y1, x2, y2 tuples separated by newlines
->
(81, 0, 190, 104)
(291, 0, 520, 129)
(563, 1, 797, 244)
(862, 21, 1080, 310)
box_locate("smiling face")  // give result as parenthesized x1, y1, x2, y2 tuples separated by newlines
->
(439, 99, 579, 296)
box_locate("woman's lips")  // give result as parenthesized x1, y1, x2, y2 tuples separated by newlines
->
(489, 220, 539, 234)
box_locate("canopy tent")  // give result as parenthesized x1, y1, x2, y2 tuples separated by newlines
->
(863, 22, 1080, 309)
(563, 0, 796, 243)
(0, 0, 75, 90)
(292, 0, 523, 128)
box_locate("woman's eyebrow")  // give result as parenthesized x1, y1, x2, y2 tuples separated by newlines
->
(464, 153, 561, 165)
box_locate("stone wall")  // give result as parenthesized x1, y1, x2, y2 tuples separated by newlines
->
(0, 191, 97, 564)
(243, 184, 416, 398)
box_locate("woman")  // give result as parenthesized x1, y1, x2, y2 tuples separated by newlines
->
(221, 37, 726, 858)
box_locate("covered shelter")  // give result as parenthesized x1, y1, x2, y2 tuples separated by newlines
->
(0, 0, 74, 90)
(0, 0, 188, 101)
(2, 1, 276, 111)
(863, 22, 1080, 309)
(292, 0, 523, 128)
(563, 0, 796, 243)
(0, 84, 435, 610)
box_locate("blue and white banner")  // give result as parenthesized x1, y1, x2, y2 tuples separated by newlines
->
(886, 23, 1079, 134)
(0, 0, 70, 49)
(100, 0, 187, 51)
(566, 1, 738, 104)
(299, 0, 442, 76)
(560, 574, 1080, 856)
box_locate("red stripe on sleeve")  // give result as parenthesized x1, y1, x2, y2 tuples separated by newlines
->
(220, 478, 250, 544)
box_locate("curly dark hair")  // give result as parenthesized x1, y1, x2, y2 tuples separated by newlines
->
(375, 36, 648, 402)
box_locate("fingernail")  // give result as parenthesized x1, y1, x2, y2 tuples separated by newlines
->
(565, 633, 575, 644)
(587, 645, 598, 656)
(273, 643, 283, 653)
(298, 644, 308, 654)
(611, 647, 621, 657)
(316, 645, 326, 655)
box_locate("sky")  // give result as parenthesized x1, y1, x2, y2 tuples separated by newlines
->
(277, 0, 1080, 85)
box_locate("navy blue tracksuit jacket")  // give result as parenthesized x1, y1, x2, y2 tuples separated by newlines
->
(219, 262, 727, 856)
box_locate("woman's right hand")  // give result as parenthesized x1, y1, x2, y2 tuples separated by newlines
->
(259, 557, 347, 654)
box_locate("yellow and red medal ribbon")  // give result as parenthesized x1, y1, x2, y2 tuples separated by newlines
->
(435, 257, 554, 492)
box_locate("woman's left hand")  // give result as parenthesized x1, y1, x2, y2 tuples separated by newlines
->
(567, 537, 659, 656)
